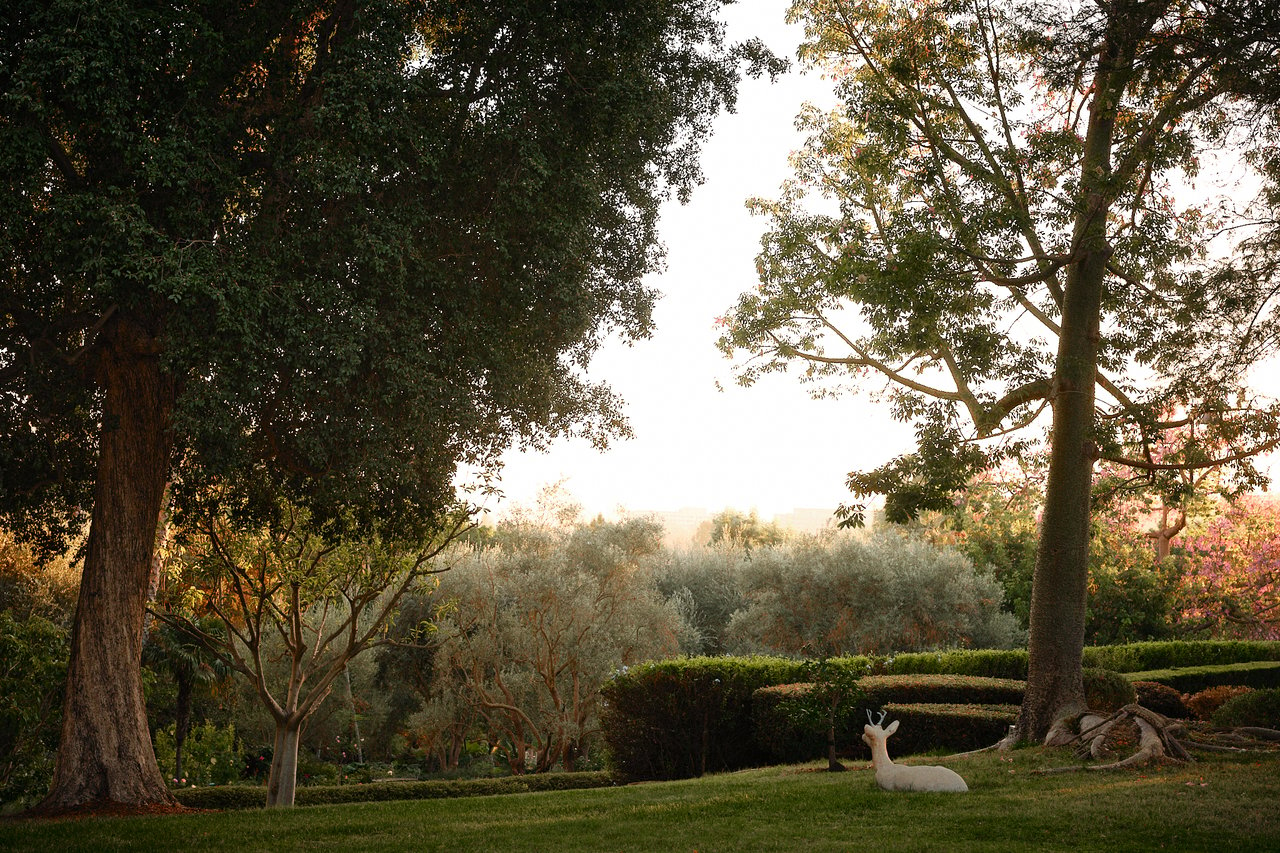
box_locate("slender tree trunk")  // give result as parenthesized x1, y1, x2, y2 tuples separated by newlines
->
(1020, 33, 1129, 744)
(173, 676, 193, 783)
(39, 314, 177, 812)
(266, 718, 303, 808)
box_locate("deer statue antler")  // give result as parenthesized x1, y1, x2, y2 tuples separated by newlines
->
(867, 709, 888, 728)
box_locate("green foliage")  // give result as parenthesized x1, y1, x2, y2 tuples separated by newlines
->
(421, 516, 681, 775)
(1081, 668, 1137, 713)
(1083, 640, 1280, 673)
(724, 530, 1023, 656)
(718, 0, 1280, 521)
(705, 509, 786, 551)
(153, 721, 244, 787)
(599, 656, 807, 780)
(885, 649, 1029, 679)
(1122, 661, 1280, 694)
(878, 704, 1019, 756)
(647, 548, 750, 656)
(0, 612, 67, 811)
(1131, 681, 1190, 719)
(0, 532, 79, 626)
(0, 0, 778, 552)
(1086, 525, 1180, 645)
(1212, 688, 1280, 729)
(858, 674, 1025, 707)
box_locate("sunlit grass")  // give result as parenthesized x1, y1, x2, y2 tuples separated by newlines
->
(4, 750, 1279, 852)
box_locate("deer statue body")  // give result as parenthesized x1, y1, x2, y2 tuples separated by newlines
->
(862, 711, 968, 793)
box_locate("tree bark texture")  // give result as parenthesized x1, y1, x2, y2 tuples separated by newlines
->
(1020, 31, 1128, 743)
(39, 314, 177, 812)
(266, 719, 303, 808)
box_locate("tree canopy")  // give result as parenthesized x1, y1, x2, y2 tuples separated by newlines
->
(719, 0, 1280, 739)
(721, 0, 1280, 524)
(0, 0, 779, 810)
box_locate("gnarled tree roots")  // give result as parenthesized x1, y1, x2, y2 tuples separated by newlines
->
(1035, 704, 1280, 774)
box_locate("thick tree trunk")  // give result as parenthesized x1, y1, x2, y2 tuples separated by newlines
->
(266, 719, 303, 808)
(39, 314, 177, 812)
(1020, 32, 1128, 744)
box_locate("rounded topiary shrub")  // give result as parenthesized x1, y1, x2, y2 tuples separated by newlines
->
(1185, 686, 1254, 722)
(1212, 687, 1280, 729)
(1133, 680, 1190, 718)
(1083, 668, 1136, 712)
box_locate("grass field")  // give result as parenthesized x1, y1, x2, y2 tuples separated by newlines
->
(4, 749, 1279, 852)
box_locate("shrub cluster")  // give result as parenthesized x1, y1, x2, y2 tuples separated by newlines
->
(1082, 667, 1136, 712)
(1184, 686, 1253, 721)
(1131, 681, 1190, 718)
(1212, 688, 1280, 729)
(601, 642, 1280, 781)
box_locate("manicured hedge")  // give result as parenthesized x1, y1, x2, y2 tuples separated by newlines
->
(750, 683, 868, 765)
(601, 643, 1280, 780)
(878, 703, 1019, 756)
(859, 674, 1025, 706)
(886, 649, 1029, 679)
(1083, 641, 1280, 673)
(173, 772, 618, 810)
(600, 656, 819, 780)
(1123, 660, 1280, 693)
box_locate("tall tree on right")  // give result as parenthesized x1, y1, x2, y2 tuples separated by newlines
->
(719, 0, 1280, 742)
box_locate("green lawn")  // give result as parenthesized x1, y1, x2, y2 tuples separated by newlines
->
(4, 750, 1279, 852)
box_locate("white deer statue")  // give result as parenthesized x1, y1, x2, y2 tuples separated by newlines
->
(862, 710, 969, 793)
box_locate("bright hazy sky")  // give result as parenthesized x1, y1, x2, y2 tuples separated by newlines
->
(489, 1, 908, 521)
(488, 0, 1280, 522)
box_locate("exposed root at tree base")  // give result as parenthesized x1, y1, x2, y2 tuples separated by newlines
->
(1034, 704, 1280, 774)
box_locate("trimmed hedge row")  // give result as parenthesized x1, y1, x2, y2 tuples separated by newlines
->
(883, 641, 1280, 679)
(1082, 640, 1280, 673)
(885, 649, 1029, 679)
(750, 683, 866, 765)
(1123, 660, 1280, 693)
(601, 643, 1280, 781)
(859, 674, 1025, 706)
(600, 656, 817, 781)
(173, 771, 618, 810)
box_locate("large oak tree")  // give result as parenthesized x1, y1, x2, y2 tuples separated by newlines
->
(1, 0, 778, 811)
(720, 0, 1280, 741)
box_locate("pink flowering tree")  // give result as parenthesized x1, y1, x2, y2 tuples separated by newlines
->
(1175, 497, 1280, 640)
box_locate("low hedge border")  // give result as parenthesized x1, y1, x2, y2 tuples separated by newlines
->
(1083, 641, 1280, 673)
(885, 649, 1029, 679)
(1123, 660, 1280, 693)
(173, 771, 619, 810)
(859, 674, 1026, 706)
